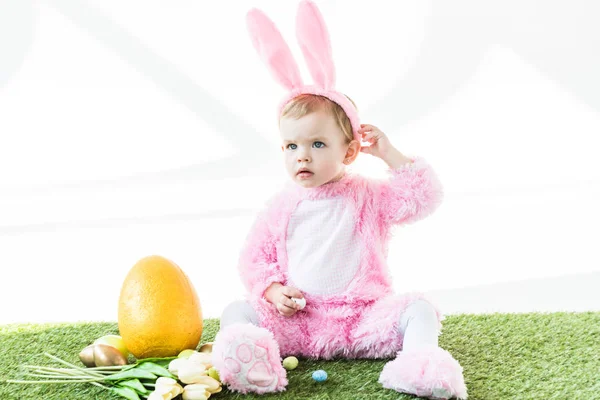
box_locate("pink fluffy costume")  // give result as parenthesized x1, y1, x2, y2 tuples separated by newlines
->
(211, 1, 467, 399)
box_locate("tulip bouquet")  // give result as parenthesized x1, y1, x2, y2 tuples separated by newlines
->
(7, 348, 223, 400)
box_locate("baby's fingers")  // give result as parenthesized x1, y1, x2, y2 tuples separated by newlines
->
(360, 145, 373, 154)
(276, 302, 297, 316)
(362, 132, 378, 143)
(279, 293, 300, 310)
(282, 286, 304, 300)
(360, 123, 380, 132)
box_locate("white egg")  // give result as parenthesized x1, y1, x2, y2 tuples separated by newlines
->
(292, 297, 306, 310)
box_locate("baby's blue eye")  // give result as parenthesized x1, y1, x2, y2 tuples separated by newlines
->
(313, 141, 325, 148)
(287, 143, 297, 150)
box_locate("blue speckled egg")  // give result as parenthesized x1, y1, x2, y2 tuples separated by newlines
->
(312, 369, 328, 382)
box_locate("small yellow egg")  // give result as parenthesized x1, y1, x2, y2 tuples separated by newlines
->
(283, 356, 299, 370)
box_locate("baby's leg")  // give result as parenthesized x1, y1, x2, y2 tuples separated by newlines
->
(220, 300, 260, 327)
(212, 300, 287, 394)
(379, 299, 468, 399)
(398, 299, 440, 350)
(350, 294, 439, 359)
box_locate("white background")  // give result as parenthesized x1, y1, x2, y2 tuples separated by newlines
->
(1, 0, 599, 324)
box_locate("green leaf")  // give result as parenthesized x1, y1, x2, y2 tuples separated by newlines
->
(134, 357, 176, 368)
(104, 369, 157, 381)
(111, 386, 141, 400)
(135, 362, 175, 378)
(117, 378, 148, 395)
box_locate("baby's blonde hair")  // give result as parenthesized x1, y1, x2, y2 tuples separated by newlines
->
(279, 94, 358, 144)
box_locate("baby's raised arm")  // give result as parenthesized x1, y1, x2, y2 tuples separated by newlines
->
(359, 124, 444, 226)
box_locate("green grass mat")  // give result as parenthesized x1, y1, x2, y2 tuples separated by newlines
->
(1, 313, 599, 399)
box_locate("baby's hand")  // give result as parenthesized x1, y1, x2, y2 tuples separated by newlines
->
(358, 124, 396, 160)
(265, 283, 305, 317)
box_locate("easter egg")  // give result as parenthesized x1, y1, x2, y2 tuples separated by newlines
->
(312, 369, 327, 382)
(283, 356, 298, 370)
(292, 297, 306, 310)
(178, 349, 196, 359)
(118, 255, 203, 359)
(93, 335, 129, 359)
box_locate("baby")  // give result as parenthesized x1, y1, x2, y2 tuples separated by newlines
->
(211, 2, 467, 399)
(212, 93, 467, 399)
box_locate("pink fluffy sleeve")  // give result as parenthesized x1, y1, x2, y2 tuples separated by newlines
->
(237, 205, 286, 300)
(375, 156, 444, 226)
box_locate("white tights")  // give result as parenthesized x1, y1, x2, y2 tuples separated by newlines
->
(398, 299, 440, 350)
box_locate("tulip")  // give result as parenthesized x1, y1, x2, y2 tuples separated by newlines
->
(148, 377, 183, 400)
(188, 352, 213, 368)
(178, 362, 208, 384)
(186, 375, 221, 393)
(182, 383, 211, 400)
(168, 358, 188, 375)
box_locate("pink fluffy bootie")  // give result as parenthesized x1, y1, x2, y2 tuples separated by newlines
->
(211, 323, 288, 394)
(379, 346, 468, 399)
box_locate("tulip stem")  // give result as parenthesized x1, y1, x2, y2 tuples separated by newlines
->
(87, 365, 129, 370)
(26, 373, 92, 380)
(7, 378, 107, 384)
(24, 366, 94, 375)
(13, 358, 122, 384)
(91, 381, 112, 390)
(43, 353, 105, 378)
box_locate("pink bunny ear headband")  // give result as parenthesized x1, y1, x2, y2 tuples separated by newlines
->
(246, 0, 361, 142)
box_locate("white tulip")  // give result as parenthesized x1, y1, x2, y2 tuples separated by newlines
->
(168, 358, 188, 375)
(182, 383, 211, 400)
(178, 362, 208, 384)
(188, 351, 212, 367)
(148, 376, 183, 400)
(184, 376, 221, 393)
(147, 392, 167, 400)
(156, 377, 177, 386)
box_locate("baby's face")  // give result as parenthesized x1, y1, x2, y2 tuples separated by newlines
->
(280, 109, 349, 188)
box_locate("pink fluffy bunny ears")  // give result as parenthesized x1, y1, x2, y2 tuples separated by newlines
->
(246, 0, 361, 142)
